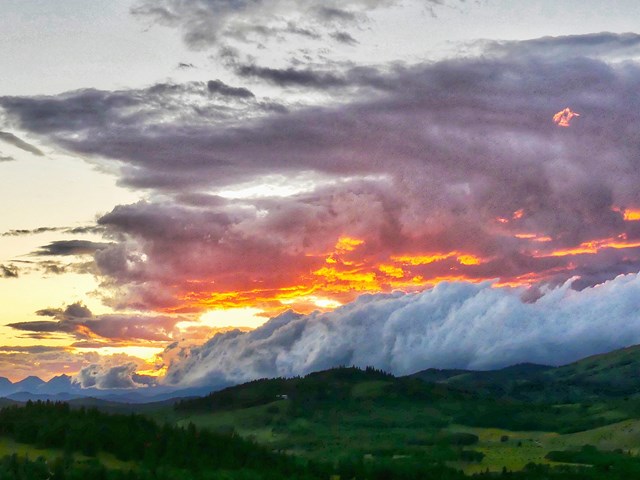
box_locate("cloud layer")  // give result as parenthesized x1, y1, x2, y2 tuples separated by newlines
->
(164, 273, 640, 386)
(8, 302, 182, 345)
(131, 0, 448, 48)
(3, 32, 640, 363)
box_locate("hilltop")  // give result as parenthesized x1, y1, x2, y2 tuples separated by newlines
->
(411, 344, 640, 401)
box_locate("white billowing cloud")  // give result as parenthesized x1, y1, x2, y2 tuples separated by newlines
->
(75, 362, 144, 389)
(164, 273, 640, 386)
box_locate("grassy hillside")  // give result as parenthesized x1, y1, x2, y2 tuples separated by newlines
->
(410, 345, 640, 402)
(169, 345, 640, 476)
(170, 361, 640, 476)
(547, 345, 640, 395)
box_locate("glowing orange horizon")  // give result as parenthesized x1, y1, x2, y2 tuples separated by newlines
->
(161, 230, 640, 320)
(169, 237, 497, 316)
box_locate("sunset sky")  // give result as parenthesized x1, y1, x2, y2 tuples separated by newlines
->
(2, 0, 640, 386)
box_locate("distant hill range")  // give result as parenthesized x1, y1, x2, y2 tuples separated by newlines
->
(5, 344, 640, 405)
(177, 344, 640, 414)
(410, 344, 640, 401)
(0, 373, 216, 405)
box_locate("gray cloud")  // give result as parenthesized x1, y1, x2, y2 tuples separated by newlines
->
(2, 226, 63, 236)
(0, 154, 15, 162)
(2, 33, 640, 309)
(207, 79, 255, 98)
(74, 363, 146, 389)
(131, 0, 444, 48)
(487, 32, 640, 61)
(9, 302, 182, 343)
(164, 273, 640, 386)
(330, 31, 358, 45)
(1, 225, 102, 237)
(235, 63, 351, 88)
(33, 240, 111, 256)
(315, 7, 359, 23)
(0, 131, 44, 156)
(0, 264, 18, 278)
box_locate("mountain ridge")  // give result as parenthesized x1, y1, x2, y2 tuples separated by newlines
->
(4, 344, 640, 404)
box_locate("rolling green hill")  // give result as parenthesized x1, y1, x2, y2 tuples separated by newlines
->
(167, 345, 640, 476)
(409, 345, 640, 402)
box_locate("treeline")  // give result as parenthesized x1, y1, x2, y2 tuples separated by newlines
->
(3, 402, 640, 479)
(0, 401, 476, 480)
(175, 366, 434, 414)
(0, 401, 319, 479)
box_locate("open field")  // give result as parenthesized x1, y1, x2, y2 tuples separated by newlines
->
(0, 436, 133, 471)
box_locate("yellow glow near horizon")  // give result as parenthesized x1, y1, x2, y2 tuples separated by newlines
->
(197, 307, 268, 329)
(281, 295, 343, 309)
(72, 345, 164, 362)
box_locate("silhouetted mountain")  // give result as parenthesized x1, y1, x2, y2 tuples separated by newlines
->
(13, 376, 45, 392)
(4, 344, 640, 405)
(40, 374, 74, 394)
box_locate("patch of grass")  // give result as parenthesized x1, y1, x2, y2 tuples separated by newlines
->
(0, 437, 133, 471)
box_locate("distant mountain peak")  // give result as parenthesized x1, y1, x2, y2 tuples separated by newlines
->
(16, 376, 44, 384)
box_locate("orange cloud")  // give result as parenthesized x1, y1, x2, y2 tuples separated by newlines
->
(624, 209, 640, 221)
(457, 254, 481, 266)
(391, 253, 455, 265)
(553, 107, 580, 127)
(515, 233, 552, 242)
(541, 236, 640, 258)
(173, 236, 498, 316)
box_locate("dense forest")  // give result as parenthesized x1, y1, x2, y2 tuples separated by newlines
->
(1, 401, 640, 479)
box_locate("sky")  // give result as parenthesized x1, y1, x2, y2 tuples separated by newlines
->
(2, 0, 640, 387)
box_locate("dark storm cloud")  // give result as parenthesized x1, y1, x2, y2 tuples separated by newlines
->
(0, 131, 44, 156)
(9, 302, 182, 343)
(2, 33, 640, 306)
(207, 79, 255, 98)
(0, 264, 19, 278)
(33, 240, 111, 257)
